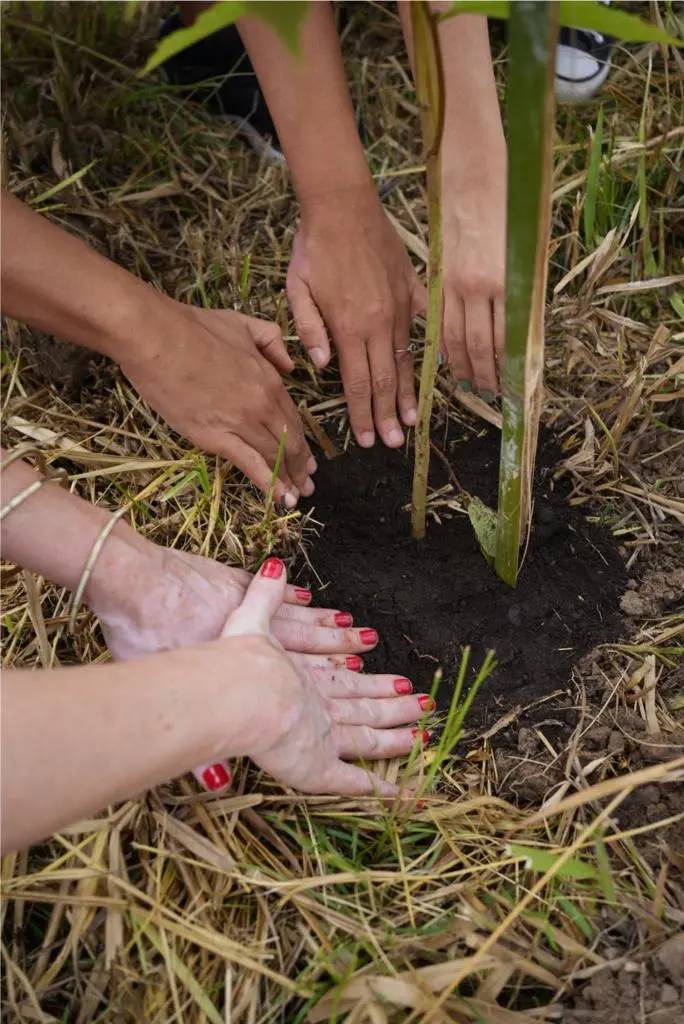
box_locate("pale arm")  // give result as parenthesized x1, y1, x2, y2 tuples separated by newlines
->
(399, 5, 507, 396)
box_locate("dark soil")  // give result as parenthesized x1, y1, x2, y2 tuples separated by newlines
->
(302, 422, 627, 727)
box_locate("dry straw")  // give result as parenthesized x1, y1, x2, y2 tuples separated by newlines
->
(1, 3, 683, 1021)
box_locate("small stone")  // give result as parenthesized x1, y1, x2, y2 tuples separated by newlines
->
(627, 579, 638, 590)
(660, 984, 679, 1005)
(620, 591, 646, 616)
(507, 604, 522, 627)
(655, 933, 684, 979)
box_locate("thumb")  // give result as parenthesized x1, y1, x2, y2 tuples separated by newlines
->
(248, 316, 295, 375)
(287, 273, 331, 370)
(221, 557, 287, 638)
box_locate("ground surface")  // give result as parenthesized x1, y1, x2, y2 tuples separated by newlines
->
(1, 3, 683, 1023)
(304, 423, 627, 721)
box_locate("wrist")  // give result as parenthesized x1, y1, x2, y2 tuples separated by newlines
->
(84, 520, 160, 629)
(299, 180, 382, 224)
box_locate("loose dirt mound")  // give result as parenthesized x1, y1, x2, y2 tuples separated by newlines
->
(303, 424, 627, 722)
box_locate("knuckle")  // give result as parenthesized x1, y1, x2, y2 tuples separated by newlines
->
(346, 377, 372, 400)
(360, 725, 378, 753)
(372, 372, 397, 397)
(362, 698, 380, 726)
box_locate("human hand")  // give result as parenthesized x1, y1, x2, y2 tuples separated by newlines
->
(208, 557, 432, 797)
(117, 298, 315, 506)
(287, 190, 426, 449)
(93, 545, 380, 665)
(441, 179, 506, 399)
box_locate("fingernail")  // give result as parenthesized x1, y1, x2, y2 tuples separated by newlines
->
(307, 456, 318, 474)
(412, 728, 431, 745)
(394, 677, 413, 695)
(301, 477, 315, 497)
(480, 389, 495, 404)
(202, 764, 231, 791)
(261, 557, 284, 579)
(358, 431, 375, 448)
(386, 427, 404, 447)
(346, 655, 363, 671)
(458, 379, 472, 393)
(295, 587, 312, 604)
(309, 346, 326, 368)
(403, 407, 417, 426)
(284, 492, 298, 509)
(334, 611, 353, 628)
(418, 696, 435, 712)
(360, 628, 378, 646)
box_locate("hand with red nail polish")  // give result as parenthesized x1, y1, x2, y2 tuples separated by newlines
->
(213, 561, 425, 798)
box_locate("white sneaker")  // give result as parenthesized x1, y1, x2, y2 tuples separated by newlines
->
(555, 3, 614, 103)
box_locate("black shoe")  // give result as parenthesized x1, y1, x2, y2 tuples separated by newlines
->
(159, 11, 282, 159)
(555, 7, 614, 104)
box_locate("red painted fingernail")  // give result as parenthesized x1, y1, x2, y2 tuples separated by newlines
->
(346, 655, 363, 671)
(412, 728, 431, 745)
(394, 677, 413, 695)
(334, 611, 353, 628)
(295, 587, 312, 604)
(202, 764, 231, 791)
(260, 557, 283, 579)
(418, 696, 435, 712)
(360, 628, 378, 646)
(416, 800, 426, 811)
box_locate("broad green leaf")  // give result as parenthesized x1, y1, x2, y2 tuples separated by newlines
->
(507, 843, 598, 881)
(468, 497, 497, 561)
(441, 1, 683, 47)
(143, 1, 309, 75)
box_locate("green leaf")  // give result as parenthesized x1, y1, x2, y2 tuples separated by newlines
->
(143, 1, 309, 75)
(441, 1, 683, 47)
(507, 843, 598, 881)
(468, 497, 497, 561)
(584, 105, 604, 248)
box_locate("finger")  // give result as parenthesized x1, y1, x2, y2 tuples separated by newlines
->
(222, 556, 287, 637)
(443, 292, 473, 388)
(464, 296, 498, 396)
(330, 693, 431, 729)
(394, 302, 417, 428)
(317, 669, 414, 699)
(493, 295, 505, 383)
(335, 724, 431, 761)
(270, 397, 315, 494)
(287, 273, 331, 369)
(337, 338, 375, 448)
(246, 315, 294, 374)
(275, 603, 354, 628)
(249, 422, 301, 498)
(319, 757, 398, 797)
(271, 620, 378, 654)
(368, 332, 404, 449)
(217, 565, 313, 607)
(193, 760, 232, 792)
(217, 436, 298, 508)
(290, 653, 365, 672)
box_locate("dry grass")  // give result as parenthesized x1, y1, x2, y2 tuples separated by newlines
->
(1, 3, 683, 1021)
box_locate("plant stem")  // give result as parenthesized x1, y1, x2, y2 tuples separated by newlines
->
(494, 1, 558, 585)
(410, 1, 445, 541)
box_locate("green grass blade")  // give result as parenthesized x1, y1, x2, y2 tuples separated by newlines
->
(583, 105, 604, 248)
(29, 161, 97, 205)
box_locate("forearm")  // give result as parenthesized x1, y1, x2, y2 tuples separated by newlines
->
(0, 191, 162, 361)
(399, 5, 506, 185)
(1, 637, 272, 851)
(0, 449, 151, 620)
(237, 2, 377, 210)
